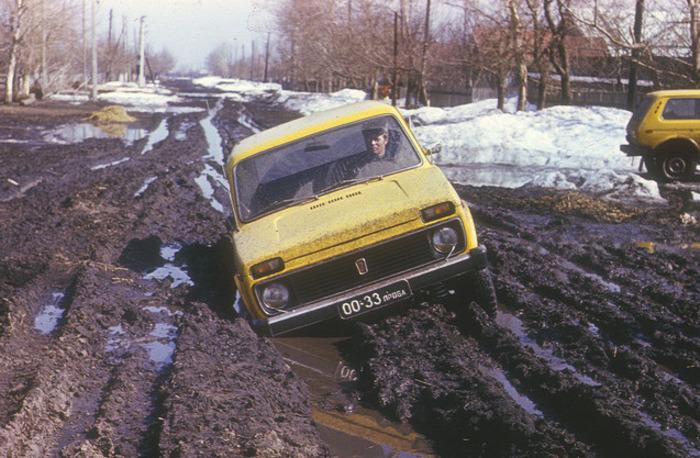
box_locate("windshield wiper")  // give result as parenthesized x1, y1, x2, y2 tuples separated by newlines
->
(260, 195, 318, 215)
(320, 176, 383, 194)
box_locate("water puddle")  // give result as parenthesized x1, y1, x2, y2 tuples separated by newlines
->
(272, 337, 433, 457)
(134, 176, 158, 198)
(143, 322, 178, 367)
(34, 292, 66, 334)
(482, 366, 543, 417)
(201, 100, 225, 162)
(175, 120, 196, 141)
(106, 324, 125, 352)
(236, 106, 263, 135)
(42, 122, 147, 145)
(143, 242, 193, 288)
(496, 311, 601, 387)
(638, 410, 700, 456)
(140, 117, 170, 154)
(194, 99, 230, 213)
(194, 164, 228, 213)
(106, 303, 180, 370)
(90, 157, 131, 171)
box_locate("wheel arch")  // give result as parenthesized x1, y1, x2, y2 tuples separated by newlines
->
(654, 137, 700, 161)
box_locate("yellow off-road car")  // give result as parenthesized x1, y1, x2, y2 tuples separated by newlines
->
(224, 101, 496, 335)
(621, 89, 700, 182)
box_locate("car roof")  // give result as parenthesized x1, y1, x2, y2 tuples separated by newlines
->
(646, 89, 700, 98)
(226, 100, 401, 167)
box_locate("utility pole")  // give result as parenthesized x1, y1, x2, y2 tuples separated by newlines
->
(264, 33, 270, 82)
(40, 0, 47, 91)
(138, 16, 146, 87)
(251, 41, 256, 81)
(392, 12, 399, 107)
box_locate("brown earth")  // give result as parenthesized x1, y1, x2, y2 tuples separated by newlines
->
(0, 80, 698, 457)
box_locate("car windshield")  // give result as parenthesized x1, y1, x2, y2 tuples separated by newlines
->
(234, 115, 422, 222)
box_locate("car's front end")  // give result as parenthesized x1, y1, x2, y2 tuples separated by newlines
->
(225, 101, 492, 335)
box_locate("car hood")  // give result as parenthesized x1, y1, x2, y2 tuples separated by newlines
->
(234, 167, 457, 268)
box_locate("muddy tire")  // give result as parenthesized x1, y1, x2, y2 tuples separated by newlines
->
(448, 269, 498, 317)
(650, 150, 696, 182)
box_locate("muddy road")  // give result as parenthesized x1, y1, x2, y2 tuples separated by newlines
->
(0, 80, 698, 457)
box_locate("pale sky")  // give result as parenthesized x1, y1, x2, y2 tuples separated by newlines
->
(98, 0, 272, 70)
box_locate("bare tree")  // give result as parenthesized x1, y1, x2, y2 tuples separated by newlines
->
(2, 0, 30, 103)
(510, 0, 528, 111)
(544, 0, 573, 104)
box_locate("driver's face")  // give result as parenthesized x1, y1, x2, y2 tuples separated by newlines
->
(369, 133, 389, 157)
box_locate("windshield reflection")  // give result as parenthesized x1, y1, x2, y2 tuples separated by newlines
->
(234, 115, 422, 222)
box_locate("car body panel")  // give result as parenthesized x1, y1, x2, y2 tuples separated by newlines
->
(225, 100, 488, 334)
(623, 90, 700, 157)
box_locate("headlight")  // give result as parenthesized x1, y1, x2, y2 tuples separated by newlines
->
(261, 282, 290, 309)
(432, 226, 459, 254)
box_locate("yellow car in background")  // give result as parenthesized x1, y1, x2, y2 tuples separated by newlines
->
(621, 89, 700, 182)
(224, 101, 496, 335)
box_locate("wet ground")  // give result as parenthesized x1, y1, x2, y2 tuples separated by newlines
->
(0, 79, 698, 457)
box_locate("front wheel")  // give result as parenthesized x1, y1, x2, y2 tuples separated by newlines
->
(446, 269, 498, 317)
(653, 151, 696, 182)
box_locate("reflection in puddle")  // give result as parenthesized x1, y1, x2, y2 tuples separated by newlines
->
(194, 99, 230, 213)
(194, 164, 228, 213)
(496, 311, 601, 386)
(140, 117, 169, 154)
(134, 176, 157, 198)
(638, 410, 700, 456)
(43, 122, 147, 145)
(34, 292, 66, 334)
(483, 366, 543, 417)
(105, 306, 179, 370)
(91, 157, 131, 171)
(106, 323, 125, 352)
(143, 242, 193, 288)
(273, 337, 433, 457)
(202, 100, 225, 162)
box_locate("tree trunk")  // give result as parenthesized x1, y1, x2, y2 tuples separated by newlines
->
(689, 0, 700, 84)
(510, 0, 528, 111)
(537, 68, 547, 110)
(497, 75, 506, 111)
(5, 0, 25, 104)
(544, 0, 572, 105)
(5, 51, 17, 104)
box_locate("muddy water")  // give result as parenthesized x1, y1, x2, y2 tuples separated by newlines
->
(272, 336, 435, 457)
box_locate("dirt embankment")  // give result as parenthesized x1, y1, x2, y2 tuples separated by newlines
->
(0, 84, 698, 457)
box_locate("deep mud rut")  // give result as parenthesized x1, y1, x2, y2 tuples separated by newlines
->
(0, 80, 698, 457)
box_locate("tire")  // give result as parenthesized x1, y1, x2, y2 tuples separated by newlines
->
(448, 269, 498, 317)
(655, 151, 697, 182)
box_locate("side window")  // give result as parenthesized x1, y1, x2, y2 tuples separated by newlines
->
(662, 98, 700, 120)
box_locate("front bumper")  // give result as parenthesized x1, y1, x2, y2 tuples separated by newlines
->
(251, 245, 489, 336)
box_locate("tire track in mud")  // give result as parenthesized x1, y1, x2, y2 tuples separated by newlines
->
(464, 187, 698, 456)
(0, 92, 331, 456)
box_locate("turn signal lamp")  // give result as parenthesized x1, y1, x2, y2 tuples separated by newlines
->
(421, 201, 455, 222)
(251, 257, 284, 279)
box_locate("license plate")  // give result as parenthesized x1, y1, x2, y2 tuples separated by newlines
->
(337, 281, 412, 319)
